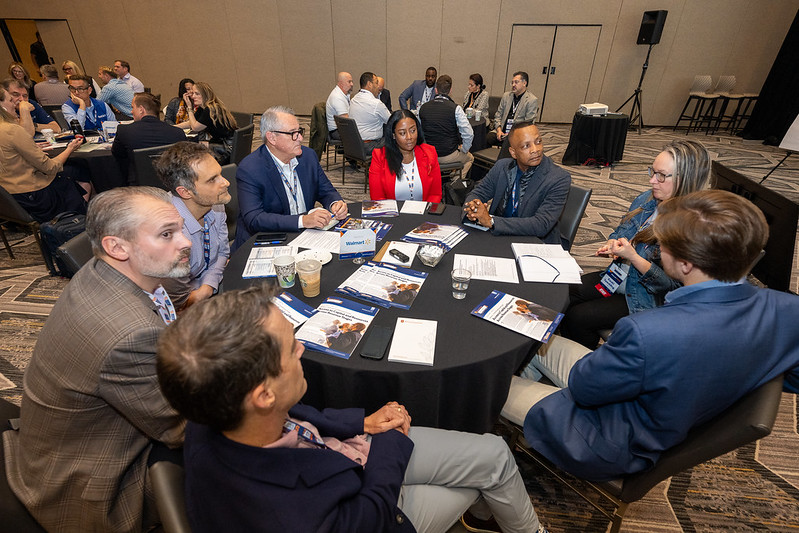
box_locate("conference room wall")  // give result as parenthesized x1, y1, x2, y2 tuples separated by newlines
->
(2, 0, 796, 125)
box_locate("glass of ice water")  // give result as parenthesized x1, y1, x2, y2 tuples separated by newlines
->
(451, 269, 472, 299)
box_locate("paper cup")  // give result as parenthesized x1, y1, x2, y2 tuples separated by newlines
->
(273, 255, 296, 288)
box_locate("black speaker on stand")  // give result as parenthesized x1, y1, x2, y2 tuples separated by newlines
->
(617, 10, 668, 133)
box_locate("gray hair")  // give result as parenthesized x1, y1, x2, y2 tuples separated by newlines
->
(40, 64, 58, 79)
(260, 105, 295, 140)
(86, 187, 170, 256)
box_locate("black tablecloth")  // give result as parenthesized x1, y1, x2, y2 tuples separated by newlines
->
(562, 112, 629, 166)
(468, 116, 488, 154)
(224, 205, 568, 433)
(48, 141, 126, 192)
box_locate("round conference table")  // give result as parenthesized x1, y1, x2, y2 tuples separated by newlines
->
(224, 204, 568, 433)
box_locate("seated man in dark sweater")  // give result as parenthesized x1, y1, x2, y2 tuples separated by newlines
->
(419, 74, 474, 179)
(112, 92, 186, 184)
(156, 284, 549, 533)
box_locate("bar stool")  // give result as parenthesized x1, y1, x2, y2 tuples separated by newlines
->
(732, 94, 759, 134)
(673, 75, 717, 133)
(708, 76, 741, 134)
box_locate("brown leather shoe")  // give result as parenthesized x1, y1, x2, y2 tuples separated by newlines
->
(460, 511, 500, 533)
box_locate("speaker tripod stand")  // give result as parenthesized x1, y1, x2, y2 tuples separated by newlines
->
(616, 43, 654, 134)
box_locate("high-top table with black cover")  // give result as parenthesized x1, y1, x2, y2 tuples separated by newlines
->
(224, 204, 568, 433)
(562, 112, 629, 166)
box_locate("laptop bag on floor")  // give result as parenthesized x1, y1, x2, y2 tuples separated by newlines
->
(40, 212, 86, 277)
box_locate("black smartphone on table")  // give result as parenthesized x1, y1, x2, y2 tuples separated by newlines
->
(360, 325, 394, 360)
(254, 232, 287, 245)
(427, 203, 446, 215)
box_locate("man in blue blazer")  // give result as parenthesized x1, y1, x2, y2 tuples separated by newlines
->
(398, 67, 437, 111)
(502, 190, 799, 482)
(157, 284, 547, 533)
(234, 106, 347, 249)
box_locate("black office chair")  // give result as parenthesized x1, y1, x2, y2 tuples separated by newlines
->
(149, 460, 192, 533)
(501, 373, 784, 533)
(472, 136, 510, 171)
(50, 109, 70, 131)
(230, 124, 255, 165)
(1, 399, 48, 533)
(558, 185, 592, 251)
(56, 231, 93, 277)
(0, 185, 51, 269)
(231, 111, 254, 127)
(131, 144, 175, 188)
(333, 115, 371, 192)
(487, 96, 502, 122)
(221, 163, 238, 238)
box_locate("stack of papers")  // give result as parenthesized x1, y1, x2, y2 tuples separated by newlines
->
(453, 254, 519, 284)
(336, 261, 428, 310)
(387, 317, 437, 366)
(289, 230, 341, 254)
(362, 200, 399, 217)
(400, 200, 428, 215)
(511, 243, 583, 283)
(402, 222, 469, 252)
(272, 292, 316, 328)
(242, 246, 298, 278)
(471, 290, 563, 342)
(295, 297, 378, 359)
(334, 217, 392, 241)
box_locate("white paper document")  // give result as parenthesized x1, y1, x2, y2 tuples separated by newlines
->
(289, 229, 341, 254)
(242, 246, 298, 278)
(511, 243, 583, 283)
(387, 317, 437, 366)
(400, 200, 428, 215)
(453, 254, 519, 284)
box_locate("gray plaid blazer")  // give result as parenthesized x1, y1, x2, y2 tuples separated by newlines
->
(3, 258, 185, 532)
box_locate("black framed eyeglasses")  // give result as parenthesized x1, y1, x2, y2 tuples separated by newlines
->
(271, 127, 305, 141)
(69, 86, 91, 93)
(647, 167, 673, 182)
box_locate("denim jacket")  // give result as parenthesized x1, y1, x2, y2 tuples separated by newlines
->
(609, 191, 681, 313)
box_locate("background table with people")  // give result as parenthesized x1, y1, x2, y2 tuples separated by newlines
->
(224, 202, 568, 433)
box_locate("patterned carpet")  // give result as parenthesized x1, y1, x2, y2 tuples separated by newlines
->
(1, 121, 798, 532)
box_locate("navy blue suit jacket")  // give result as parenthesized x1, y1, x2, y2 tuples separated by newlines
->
(525, 282, 799, 481)
(111, 116, 187, 183)
(184, 404, 416, 533)
(398, 80, 433, 110)
(234, 145, 343, 249)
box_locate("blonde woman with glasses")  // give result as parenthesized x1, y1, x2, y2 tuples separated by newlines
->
(559, 140, 711, 349)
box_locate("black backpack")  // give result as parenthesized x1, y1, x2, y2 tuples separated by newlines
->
(39, 212, 86, 277)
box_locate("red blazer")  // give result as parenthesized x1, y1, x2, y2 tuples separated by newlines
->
(369, 143, 442, 203)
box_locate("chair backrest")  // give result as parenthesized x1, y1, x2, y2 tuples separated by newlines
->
(149, 460, 192, 533)
(690, 75, 714, 94)
(230, 123, 255, 165)
(619, 373, 784, 503)
(334, 115, 369, 162)
(558, 185, 592, 251)
(231, 111, 253, 127)
(50, 109, 70, 130)
(714, 75, 737, 94)
(56, 231, 93, 275)
(0, 185, 36, 225)
(221, 163, 238, 237)
(488, 95, 502, 119)
(131, 144, 175, 189)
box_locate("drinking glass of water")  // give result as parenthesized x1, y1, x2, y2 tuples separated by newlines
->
(451, 269, 472, 299)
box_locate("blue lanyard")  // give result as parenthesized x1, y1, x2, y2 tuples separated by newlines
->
(202, 218, 211, 271)
(277, 165, 301, 213)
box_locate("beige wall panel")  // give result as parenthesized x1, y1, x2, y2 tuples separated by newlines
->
(276, 1, 335, 114)
(224, 0, 289, 114)
(721, 2, 798, 94)
(387, 0, 443, 101)
(35, 20, 81, 79)
(439, 0, 501, 100)
(331, 0, 387, 93)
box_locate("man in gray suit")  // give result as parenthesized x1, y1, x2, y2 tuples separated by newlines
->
(488, 71, 539, 146)
(3, 187, 189, 532)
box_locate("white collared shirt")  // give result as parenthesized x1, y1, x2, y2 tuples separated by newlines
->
(326, 85, 350, 131)
(348, 89, 390, 141)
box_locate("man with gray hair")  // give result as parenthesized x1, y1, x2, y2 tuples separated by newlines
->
(33, 63, 70, 105)
(234, 105, 347, 249)
(156, 142, 231, 310)
(2, 186, 189, 532)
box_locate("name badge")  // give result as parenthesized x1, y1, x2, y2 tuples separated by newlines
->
(595, 261, 627, 297)
(339, 228, 375, 260)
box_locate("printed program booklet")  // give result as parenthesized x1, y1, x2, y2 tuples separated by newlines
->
(273, 292, 316, 328)
(386, 317, 437, 366)
(295, 297, 379, 359)
(401, 222, 469, 252)
(361, 200, 399, 218)
(336, 261, 428, 309)
(471, 290, 564, 342)
(333, 217, 393, 241)
(242, 246, 298, 278)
